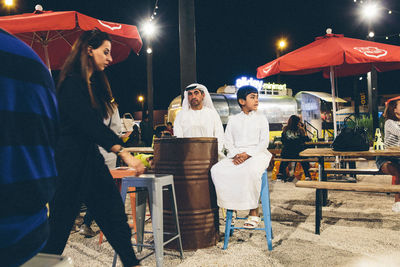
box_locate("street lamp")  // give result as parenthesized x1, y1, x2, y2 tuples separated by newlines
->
(4, 0, 14, 14)
(138, 95, 144, 117)
(358, 0, 379, 130)
(361, 3, 380, 21)
(276, 38, 287, 83)
(278, 40, 286, 51)
(141, 21, 157, 131)
(4, 0, 13, 7)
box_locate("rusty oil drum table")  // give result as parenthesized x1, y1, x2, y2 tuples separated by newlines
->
(154, 137, 219, 250)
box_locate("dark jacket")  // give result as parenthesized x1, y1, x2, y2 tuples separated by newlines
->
(281, 128, 309, 158)
(56, 72, 122, 188)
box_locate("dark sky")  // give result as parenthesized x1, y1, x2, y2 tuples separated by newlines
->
(2, 0, 400, 114)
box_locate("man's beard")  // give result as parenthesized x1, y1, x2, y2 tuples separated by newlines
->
(190, 99, 200, 107)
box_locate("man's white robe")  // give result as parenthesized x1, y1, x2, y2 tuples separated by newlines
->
(174, 107, 224, 154)
(211, 111, 272, 210)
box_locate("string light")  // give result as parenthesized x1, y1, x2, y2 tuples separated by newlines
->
(353, 0, 400, 41)
(149, 0, 159, 22)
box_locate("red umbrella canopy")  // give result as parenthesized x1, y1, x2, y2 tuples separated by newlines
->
(257, 33, 400, 79)
(0, 10, 143, 70)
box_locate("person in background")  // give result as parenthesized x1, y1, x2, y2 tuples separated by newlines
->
(0, 29, 58, 266)
(174, 83, 224, 158)
(165, 121, 174, 135)
(277, 115, 311, 182)
(211, 86, 272, 229)
(376, 97, 400, 212)
(41, 29, 143, 267)
(140, 112, 153, 147)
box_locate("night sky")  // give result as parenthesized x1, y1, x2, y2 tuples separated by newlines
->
(2, 0, 400, 115)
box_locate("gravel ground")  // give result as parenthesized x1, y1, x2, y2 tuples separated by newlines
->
(61, 161, 400, 267)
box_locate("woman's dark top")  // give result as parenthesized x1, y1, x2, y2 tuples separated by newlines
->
(281, 127, 309, 158)
(56, 72, 122, 183)
(57, 72, 122, 153)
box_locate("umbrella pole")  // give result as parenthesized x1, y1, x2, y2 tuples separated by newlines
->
(330, 66, 340, 169)
(330, 66, 337, 138)
(43, 44, 52, 72)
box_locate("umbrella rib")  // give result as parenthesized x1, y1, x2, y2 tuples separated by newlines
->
(112, 39, 129, 47)
(45, 31, 50, 44)
(32, 32, 45, 45)
(54, 30, 73, 47)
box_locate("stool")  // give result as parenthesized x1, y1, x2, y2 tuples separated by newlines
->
(112, 174, 184, 267)
(223, 171, 273, 250)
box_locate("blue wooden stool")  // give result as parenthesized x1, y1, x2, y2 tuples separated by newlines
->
(223, 171, 273, 250)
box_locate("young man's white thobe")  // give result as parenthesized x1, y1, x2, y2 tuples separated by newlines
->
(211, 111, 272, 210)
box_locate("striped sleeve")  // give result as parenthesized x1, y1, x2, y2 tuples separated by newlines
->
(0, 29, 58, 266)
(384, 119, 400, 148)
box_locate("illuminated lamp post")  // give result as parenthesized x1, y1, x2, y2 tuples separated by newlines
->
(142, 21, 156, 130)
(4, 0, 14, 14)
(360, 1, 380, 130)
(276, 38, 287, 83)
(138, 95, 144, 117)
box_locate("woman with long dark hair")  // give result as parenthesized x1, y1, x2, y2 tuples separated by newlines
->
(277, 115, 311, 182)
(376, 97, 400, 212)
(42, 29, 143, 266)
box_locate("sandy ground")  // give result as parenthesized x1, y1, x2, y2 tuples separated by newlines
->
(61, 162, 400, 267)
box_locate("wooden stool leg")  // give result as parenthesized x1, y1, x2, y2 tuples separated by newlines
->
(128, 186, 137, 242)
(98, 232, 104, 245)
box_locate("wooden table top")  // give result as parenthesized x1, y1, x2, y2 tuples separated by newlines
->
(300, 147, 400, 157)
(124, 147, 154, 154)
(305, 141, 333, 146)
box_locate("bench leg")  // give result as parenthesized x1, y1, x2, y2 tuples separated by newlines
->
(318, 157, 328, 206)
(315, 189, 322, 235)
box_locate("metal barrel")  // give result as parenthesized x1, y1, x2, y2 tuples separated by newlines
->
(154, 137, 219, 250)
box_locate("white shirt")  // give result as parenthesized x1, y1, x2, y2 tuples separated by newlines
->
(210, 110, 272, 210)
(174, 106, 224, 153)
(99, 108, 122, 168)
(224, 111, 270, 158)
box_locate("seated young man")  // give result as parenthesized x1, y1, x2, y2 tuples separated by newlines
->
(211, 85, 272, 228)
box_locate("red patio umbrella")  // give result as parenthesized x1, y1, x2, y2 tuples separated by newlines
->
(257, 32, 400, 136)
(0, 10, 143, 71)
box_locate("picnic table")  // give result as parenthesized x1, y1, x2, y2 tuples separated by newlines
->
(305, 141, 332, 148)
(300, 147, 400, 192)
(299, 147, 400, 234)
(124, 147, 154, 154)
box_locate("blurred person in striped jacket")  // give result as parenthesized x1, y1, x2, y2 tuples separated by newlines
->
(0, 29, 58, 266)
(376, 97, 400, 212)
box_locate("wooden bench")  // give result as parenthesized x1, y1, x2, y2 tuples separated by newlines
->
(274, 157, 335, 162)
(323, 168, 382, 175)
(295, 181, 400, 234)
(309, 168, 382, 175)
(339, 157, 369, 162)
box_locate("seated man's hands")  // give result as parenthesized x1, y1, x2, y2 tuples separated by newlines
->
(232, 152, 251, 165)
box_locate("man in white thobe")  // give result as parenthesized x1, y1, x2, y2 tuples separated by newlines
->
(174, 83, 224, 157)
(211, 85, 272, 228)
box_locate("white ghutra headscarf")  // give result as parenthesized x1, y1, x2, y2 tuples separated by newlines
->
(182, 83, 216, 111)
